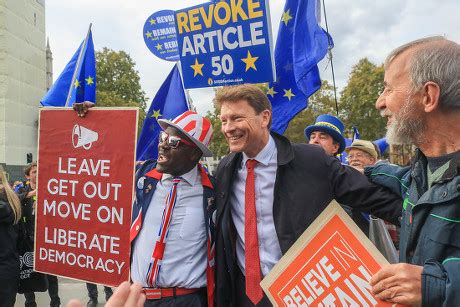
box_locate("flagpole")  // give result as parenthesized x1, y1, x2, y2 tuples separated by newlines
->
(65, 23, 92, 107)
(321, 0, 339, 116)
(176, 61, 192, 111)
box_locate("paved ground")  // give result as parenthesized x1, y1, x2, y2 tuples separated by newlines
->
(15, 277, 110, 307)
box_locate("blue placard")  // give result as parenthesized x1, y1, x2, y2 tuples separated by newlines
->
(143, 10, 179, 61)
(174, 0, 275, 89)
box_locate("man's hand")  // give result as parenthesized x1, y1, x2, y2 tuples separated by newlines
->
(105, 282, 145, 307)
(67, 282, 145, 307)
(73, 101, 95, 117)
(370, 263, 423, 306)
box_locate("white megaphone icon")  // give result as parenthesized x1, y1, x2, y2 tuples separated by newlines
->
(72, 124, 99, 150)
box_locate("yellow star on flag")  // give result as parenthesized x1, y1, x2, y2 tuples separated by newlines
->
(281, 9, 293, 26)
(74, 79, 80, 88)
(283, 62, 293, 72)
(85, 76, 94, 86)
(151, 109, 162, 120)
(190, 58, 204, 77)
(267, 86, 277, 98)
(145, 31, 152, 38)
(283, 88, 295, 101)
(155, 43, 163, 51)
(241, 51, 259, 72)
(149, 18, 156, 25)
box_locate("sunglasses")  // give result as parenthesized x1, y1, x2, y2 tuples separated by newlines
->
(159, 131, 196, 149)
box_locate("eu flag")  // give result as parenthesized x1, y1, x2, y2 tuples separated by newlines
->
(374, 137, 389, 155)
(269, 0, 332, 133)
(340, 126, 359, 164)
(136, 64, 189, 161)
(41, 28, 96, 107)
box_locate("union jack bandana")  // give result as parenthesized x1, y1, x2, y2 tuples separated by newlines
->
(145, 177, 181, 287)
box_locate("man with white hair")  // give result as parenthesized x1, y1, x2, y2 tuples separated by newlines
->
(346, 139, 378, 171)
(367, 36, 460, 306)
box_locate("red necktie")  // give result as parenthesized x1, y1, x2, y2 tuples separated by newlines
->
(245, 159, 263, 304)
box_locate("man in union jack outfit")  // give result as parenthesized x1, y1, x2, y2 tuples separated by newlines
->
(130, 111, 216, 307)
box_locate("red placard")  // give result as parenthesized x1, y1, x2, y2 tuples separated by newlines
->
(35, 108, 138, 286)
(261, 201, 400, 306)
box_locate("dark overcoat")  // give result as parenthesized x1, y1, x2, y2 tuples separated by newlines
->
(214, 132, 402, 306)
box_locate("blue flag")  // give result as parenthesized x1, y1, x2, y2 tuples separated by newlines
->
(374, 137, 389, 155)
(269, 0, 332, 133)
(136, 64, 189, 161)
(339, 138, 352, 164)
(352, 126, 360, 141)
(339, 126, 359, 164)
(41, 29, 96, 107)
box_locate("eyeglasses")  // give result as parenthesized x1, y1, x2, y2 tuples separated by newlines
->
(159, 131, 196, 149)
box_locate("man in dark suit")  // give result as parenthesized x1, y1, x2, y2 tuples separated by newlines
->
(213, 84, 402, 306)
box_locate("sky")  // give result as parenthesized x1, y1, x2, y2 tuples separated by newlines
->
(45, 0, 460, 115)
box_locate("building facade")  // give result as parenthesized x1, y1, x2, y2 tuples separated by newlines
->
(0, 0, 47, 180)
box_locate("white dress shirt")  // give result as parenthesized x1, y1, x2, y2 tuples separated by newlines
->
(230, 135, 282, 277)
(131, 166, 207, 288)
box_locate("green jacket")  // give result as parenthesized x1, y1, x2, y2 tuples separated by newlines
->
(366, 150, 460, 306)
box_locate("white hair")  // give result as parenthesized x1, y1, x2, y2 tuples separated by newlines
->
(385, 36, 460, 109)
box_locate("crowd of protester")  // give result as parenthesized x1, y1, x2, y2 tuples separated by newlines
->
(1, 163, 113, 306)
(1, 36, 459, 307)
